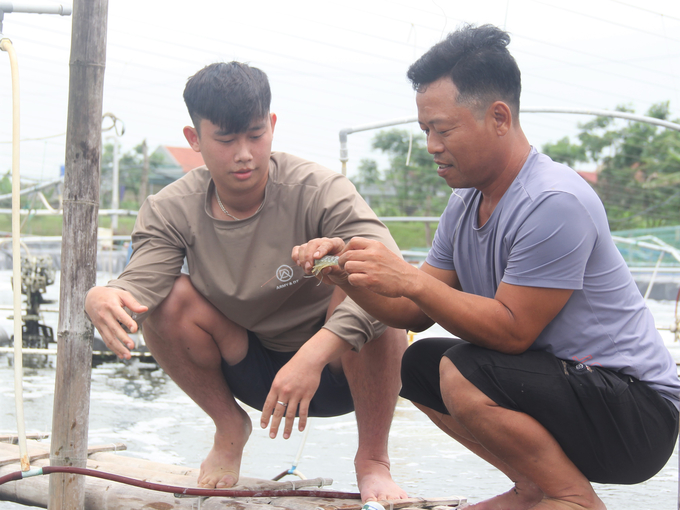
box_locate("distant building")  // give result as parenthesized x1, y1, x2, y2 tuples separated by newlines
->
(577, 170, 598, 184)
(149, 146, 205, 194)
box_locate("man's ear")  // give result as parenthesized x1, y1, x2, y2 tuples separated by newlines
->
(183, 126, 201, 152)
(270, 113, 277, 134)
(489, 101, 512, 136)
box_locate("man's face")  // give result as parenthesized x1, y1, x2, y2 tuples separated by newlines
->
(184, 113, 276, 198)
(416, 77, 500, 190)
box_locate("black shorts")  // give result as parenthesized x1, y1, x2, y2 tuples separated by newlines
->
(400, 337, 679, 485)
(221, 331, 355, 417)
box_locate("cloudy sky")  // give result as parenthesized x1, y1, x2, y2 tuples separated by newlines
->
(0, 0, 678, 184)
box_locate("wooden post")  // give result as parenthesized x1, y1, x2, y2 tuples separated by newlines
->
(49, 0, 108, 509)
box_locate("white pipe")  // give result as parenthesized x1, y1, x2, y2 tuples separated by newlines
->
(0, 176, 63, 201)
(0, 35, 30, 473)
(0, 233, 131, 243)
(0, 207, 139, 215)
(36, 191, 55, 211)
(0, 237, 31, 256)
(643, 251, 665, 301)
(339, 116, 417, 164)
(611, 236, 680, 265)
(338, 108, 680, 167)
(0, 1, 71, 15)
(292, 421, 310, 470)
(0, 347, 154, 356)
(520, 107, 680, 133)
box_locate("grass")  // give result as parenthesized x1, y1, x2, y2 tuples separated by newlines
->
(386, 221, 438, 250)
(0, 215, 435, 250)
(0, 214, 137, 237)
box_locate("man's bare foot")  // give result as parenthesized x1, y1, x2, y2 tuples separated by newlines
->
(465, 481, 606, 510)
(529, 495, 606, 510)
(465, 482, 543, 510)
(197, 409, 252, 488)
(355, 457, 409, 502)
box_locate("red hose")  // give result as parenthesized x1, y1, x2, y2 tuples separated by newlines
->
(0, 471, 23, 486)
(0, 466, 361, 499)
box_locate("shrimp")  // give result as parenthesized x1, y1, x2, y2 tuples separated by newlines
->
(305, 255, 340, 286)
(311, 255, 339, 275)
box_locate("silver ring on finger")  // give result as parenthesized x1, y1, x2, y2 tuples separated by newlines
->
(277, 401, 288, 407)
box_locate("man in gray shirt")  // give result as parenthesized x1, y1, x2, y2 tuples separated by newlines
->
(295, 25, 679, 510)
(85, 62, 408, 502)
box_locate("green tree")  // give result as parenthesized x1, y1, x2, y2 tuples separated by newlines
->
(364, 129, 450, 215)
(101, 142, 163, 209)
(542, 137, 587, 169)
(0, 172, 11, 195)
(353, 158, 381, 188)
(542, 102, 680, 229)
(353, 129, 451, 245)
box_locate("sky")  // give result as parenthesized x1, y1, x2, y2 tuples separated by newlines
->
(0, 0, 679, 185)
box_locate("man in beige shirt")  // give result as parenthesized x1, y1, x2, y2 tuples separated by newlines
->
(85, 62, 408, 502)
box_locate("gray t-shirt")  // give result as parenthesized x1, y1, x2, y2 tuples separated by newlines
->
(427, 147, 680, 408)
(107, 152, 400, 352)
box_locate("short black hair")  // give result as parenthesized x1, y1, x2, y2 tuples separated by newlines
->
(407, 24, 521, 116)
(183, 62, 271, 135)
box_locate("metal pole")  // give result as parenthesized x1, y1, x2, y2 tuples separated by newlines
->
(338, 108, 680, 170)
(0, 1, 71, 15)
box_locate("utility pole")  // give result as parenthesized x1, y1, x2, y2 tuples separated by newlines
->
(101, 112, 124, 231)
(49, 0, 108, 509)
(140, 138, 149, 205)
(110, 134, 119, 230)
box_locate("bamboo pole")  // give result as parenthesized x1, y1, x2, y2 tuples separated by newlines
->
(49, 0, 108, 508)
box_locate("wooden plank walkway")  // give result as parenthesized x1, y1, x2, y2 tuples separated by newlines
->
(0, 441, 467, 510)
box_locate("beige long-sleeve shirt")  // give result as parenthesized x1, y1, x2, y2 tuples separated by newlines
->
(107, 152, 400, 352)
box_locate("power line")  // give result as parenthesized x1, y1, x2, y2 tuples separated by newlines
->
(0, 133, 65, 144)
(529, 0, 680, 42)
(608, 0, 680, 23)
(514, 33, 680, 82)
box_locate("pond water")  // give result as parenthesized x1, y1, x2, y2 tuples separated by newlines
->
(0, 271, 679, 509)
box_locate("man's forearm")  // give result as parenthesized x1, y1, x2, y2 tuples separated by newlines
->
(299, 327, 353, 366)
(338, 283, 433, 332)
(404, 275, 573, 354)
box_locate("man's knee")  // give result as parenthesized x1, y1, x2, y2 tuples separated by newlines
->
(401, 337, 458, 393)
(158, 274, 195, 309)
(368, 327, 408, 355)
(439, 356, 488, 420)
(149, 275, 201, 326)
(347, 327, 407, 367)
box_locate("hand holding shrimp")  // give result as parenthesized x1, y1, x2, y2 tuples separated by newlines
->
(292, 237, 349, 285)
(341, 237, 422, 298)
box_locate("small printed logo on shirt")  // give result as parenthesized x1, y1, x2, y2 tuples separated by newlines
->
(276, 265, 294, 282)
(260, 263, 302, 290)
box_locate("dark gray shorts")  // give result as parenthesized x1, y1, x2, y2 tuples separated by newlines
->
(221, 331, 355, 417)
(400, 337, 679, 485)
